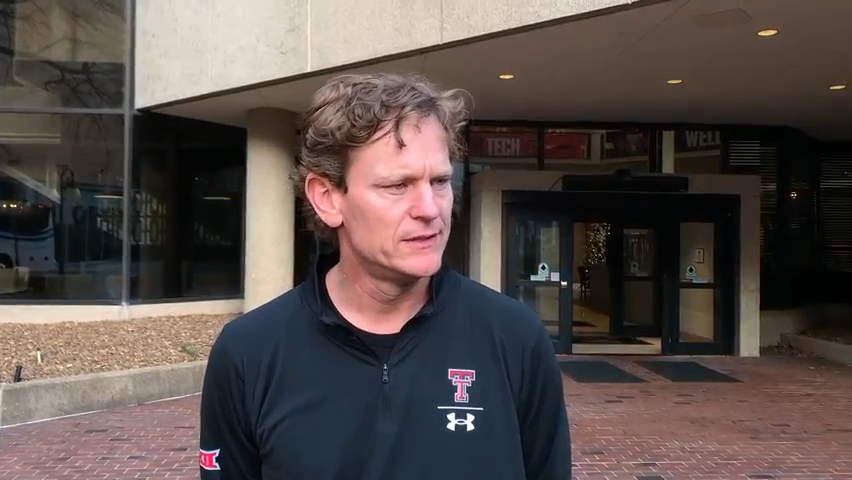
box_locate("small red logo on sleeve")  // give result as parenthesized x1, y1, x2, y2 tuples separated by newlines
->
(199, 448, 221, 471)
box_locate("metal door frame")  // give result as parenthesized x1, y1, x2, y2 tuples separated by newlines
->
(503, 206, 573, 353)
(503, 190, 740, 356)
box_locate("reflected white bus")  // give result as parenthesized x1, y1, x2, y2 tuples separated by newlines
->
(0, 199, 57, 273)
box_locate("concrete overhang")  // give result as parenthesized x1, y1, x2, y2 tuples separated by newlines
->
(141, 0, 852, 142)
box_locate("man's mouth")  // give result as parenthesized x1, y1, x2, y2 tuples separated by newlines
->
(406, 233, 437, 241)
(404, 233, 440, 246)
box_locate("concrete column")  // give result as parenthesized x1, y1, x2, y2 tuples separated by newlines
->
(244, 108, 297, 311)
(661, 130, 676, 173)
(589, 133, 602, 161)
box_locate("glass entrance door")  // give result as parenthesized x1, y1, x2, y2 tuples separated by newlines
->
(504, 209, 572, 353)
(665, 208, 738, 355)
(570, 222, 663, 354)
(503, 188, 739, 356)
(616, 225, 663, 341)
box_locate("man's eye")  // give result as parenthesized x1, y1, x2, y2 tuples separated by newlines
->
(387, 183, 406, 191)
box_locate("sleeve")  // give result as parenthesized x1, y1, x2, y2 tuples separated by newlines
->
(517, 323, 571, 480)
(198, 330, 262, 479)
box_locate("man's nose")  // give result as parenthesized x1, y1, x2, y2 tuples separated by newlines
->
(409, 183, 441, 220)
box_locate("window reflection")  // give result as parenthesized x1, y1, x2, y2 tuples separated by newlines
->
(0, 0, 127, 109)
(0, 113, 124, 300)
(130, 113, 246, 300)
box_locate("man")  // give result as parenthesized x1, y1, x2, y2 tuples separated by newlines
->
(199, 72, 570, 479)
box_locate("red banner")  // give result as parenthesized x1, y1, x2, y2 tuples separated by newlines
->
(544, 131, 589, 160)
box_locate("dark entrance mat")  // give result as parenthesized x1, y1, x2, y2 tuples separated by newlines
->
(559, 360, 647, 383)
(573, 335, 652, 345)
(636, 360, 741, 383)
(572, 320, 596, 327)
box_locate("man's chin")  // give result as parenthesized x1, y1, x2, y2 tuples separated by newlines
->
(396, 255, 444, 279)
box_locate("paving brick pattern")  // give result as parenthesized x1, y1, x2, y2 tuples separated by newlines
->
(1, 355, 851, 479)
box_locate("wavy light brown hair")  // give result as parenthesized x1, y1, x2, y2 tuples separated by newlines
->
(293, 72, 470, 241)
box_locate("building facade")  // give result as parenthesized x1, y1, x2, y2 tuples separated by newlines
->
(1, 0, 850, 356)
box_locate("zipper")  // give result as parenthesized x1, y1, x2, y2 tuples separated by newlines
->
(380, 362, 391, 415)
(368, 364, 394, 480)
(379, 363, 393, 431)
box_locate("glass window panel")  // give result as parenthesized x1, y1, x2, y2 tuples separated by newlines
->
(544, 128, 650, 174)
(543, 129, 589, 160)
(468, 126, 538, 171)
(520, 284, 559, 337)
(468, 126, 655, 174)
(0, 112, 124, 301)
(679, 288, 715, 342)
(623, 228, 655, 277)
(622, 227, 658, 332)
(602, 128, 649, 160)
(624, 280, 656, 328)
(130, 113, 246, 300)
(573, 222, 611, 336)
(510, 217, 561, 338)
(680, 222, 714, 283)
(673, 129, 722, 174)
(510, 218, 561, 281)
(0, 0, 127, 109)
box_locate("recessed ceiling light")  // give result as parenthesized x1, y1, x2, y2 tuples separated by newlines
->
(498, 74, 514, 80)
(829, 84, 847, 90)
(666, 79, 683, 85)
(757, 28, 779, 37)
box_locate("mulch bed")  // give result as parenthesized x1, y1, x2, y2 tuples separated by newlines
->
(3, 315, 845, 384)
(761, 342, 816, 358)
(0, 315, 235, 384)
(801, 325, 852, 346)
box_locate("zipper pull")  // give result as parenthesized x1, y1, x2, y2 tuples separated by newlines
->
(381, 363, 389, 384)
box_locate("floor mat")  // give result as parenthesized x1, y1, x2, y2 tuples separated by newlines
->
(573, 334, 651, 345)
(559, 360, 647, 383)
(572, 320, 595, 327)
(636, 360, 741, 383)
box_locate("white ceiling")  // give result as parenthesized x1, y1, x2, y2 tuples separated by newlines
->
(151, 0, 852, 141)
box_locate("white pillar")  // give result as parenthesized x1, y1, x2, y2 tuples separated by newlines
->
(244, 108, 297, 311)
(661, 130, 676, 173)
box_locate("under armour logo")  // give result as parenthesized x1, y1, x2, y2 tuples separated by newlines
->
(446, 412, 475, 432)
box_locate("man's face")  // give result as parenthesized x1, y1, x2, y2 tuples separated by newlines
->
(334, 115, 454, 280)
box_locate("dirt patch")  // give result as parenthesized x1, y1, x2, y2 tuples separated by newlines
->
(761, 342, 816, 358)
(0, 314, 235, 384)
(801, 325, 852, 346)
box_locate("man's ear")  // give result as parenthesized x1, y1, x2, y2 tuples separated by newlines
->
(304, 173, 343, 229)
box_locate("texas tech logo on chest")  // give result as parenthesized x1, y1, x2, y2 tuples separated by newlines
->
(448, 368, 476, 403)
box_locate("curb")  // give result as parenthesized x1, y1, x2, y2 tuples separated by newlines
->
(781, 333, 852, 366)
(0, 361, 208, 427)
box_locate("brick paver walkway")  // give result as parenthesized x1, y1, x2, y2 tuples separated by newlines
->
(1, 355, 851, 479)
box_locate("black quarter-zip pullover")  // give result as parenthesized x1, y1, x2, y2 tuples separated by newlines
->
(199, 255, 570, 479)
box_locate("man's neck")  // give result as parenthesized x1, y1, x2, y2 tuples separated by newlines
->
(325, 259, 431, 335)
